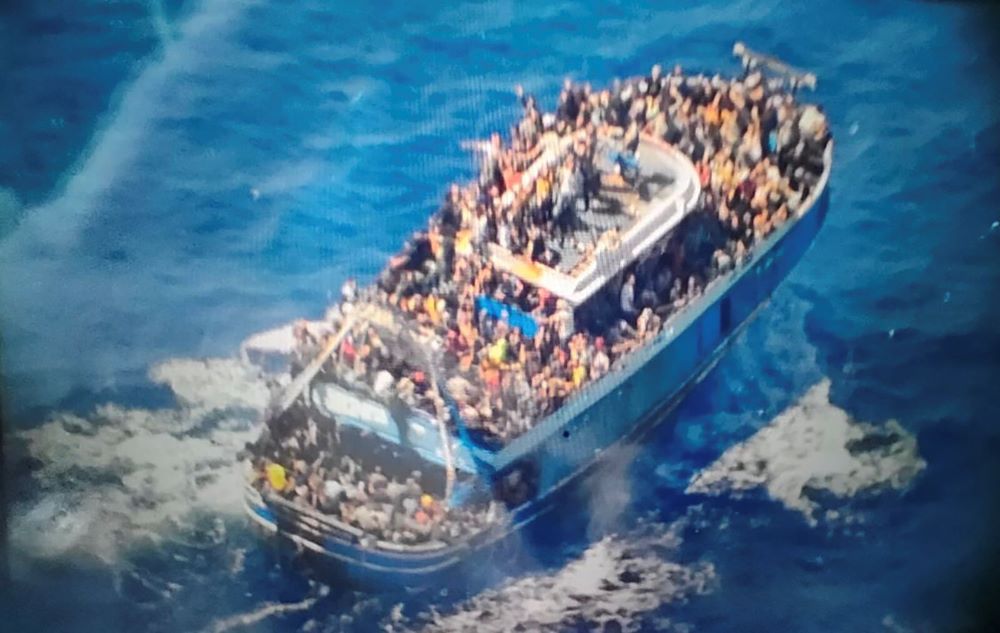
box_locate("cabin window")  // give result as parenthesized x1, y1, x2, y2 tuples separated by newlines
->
(494, 460, 539, 508)
(720, 297, 732, 335)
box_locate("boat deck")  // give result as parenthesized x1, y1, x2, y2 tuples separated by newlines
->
(244, 48, 834, 584)
(551, 139, 681, 274)
(489, 136, 700, 306)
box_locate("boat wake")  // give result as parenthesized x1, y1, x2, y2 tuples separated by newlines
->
(202, 597, 318, 633)
(6, 292, 909, 632)
(8, 357, 269, 569)
(6, 328, 910, 631)
(396, 511, 715, 632)
(687, 379, 926, 525)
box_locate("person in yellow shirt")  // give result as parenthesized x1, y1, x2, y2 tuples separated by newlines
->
(536, 174, 550, 201)
(424, 294, 441, 325)
(265, 462, 287, 492)
(436, 296, 447, 324)
(455, 229, 473, 256)
(488, 337, 509, 366)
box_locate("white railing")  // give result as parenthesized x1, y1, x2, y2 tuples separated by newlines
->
(492, 134, 701, 306)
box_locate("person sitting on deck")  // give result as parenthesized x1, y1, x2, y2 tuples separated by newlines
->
(591, 337, 611, 380)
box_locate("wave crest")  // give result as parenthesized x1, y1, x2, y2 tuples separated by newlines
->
(402, 513, 716, 632)
(687, 379, 926, 524)
(10, 357, 268, 567)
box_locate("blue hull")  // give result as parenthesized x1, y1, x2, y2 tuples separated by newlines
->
(247, 149, 832, 589)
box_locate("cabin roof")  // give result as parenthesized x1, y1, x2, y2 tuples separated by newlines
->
(488, 136, 701, 307)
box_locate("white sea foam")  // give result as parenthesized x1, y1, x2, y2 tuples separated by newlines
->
(254, 159, 324, 197)
(150, 357, 271, 411)
(202, 597, 318, 633)
(0, 186, 21, 236)
(687, 379, 926, 524)
(9, 357, 268, 567)
(240, 324, 299, 358)
(405, 514, 715, 632)
(580, 443, 641, 539)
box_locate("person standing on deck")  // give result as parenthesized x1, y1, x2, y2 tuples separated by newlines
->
(620, 273, 638, 321)
(552, 299, 575, 344)
(554, 155, 582, 244)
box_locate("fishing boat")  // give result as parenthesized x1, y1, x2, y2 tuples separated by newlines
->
(242, 43, 833, 588)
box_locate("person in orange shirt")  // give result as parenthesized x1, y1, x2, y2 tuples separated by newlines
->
(455, 229, 472, 256)
(773, 203, 789, 228)
(481, 359, 502, 395)
(457, 310, 477, 348)
(704, 92, 721, 127)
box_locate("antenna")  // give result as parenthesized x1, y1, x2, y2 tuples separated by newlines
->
(732, 41, 817, 91)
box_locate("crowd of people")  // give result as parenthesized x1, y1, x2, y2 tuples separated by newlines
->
(325, 64, 828, 443)
(249, 403, 501, 546)
(251, 64, 831, 544)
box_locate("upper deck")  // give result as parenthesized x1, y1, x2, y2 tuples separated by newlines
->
(489, 135, 700, 307)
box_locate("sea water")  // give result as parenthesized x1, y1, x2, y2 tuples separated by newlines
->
(2, 1, 999, 631)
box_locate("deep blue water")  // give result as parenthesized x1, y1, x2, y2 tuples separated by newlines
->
(2, 1, 1000, 631)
